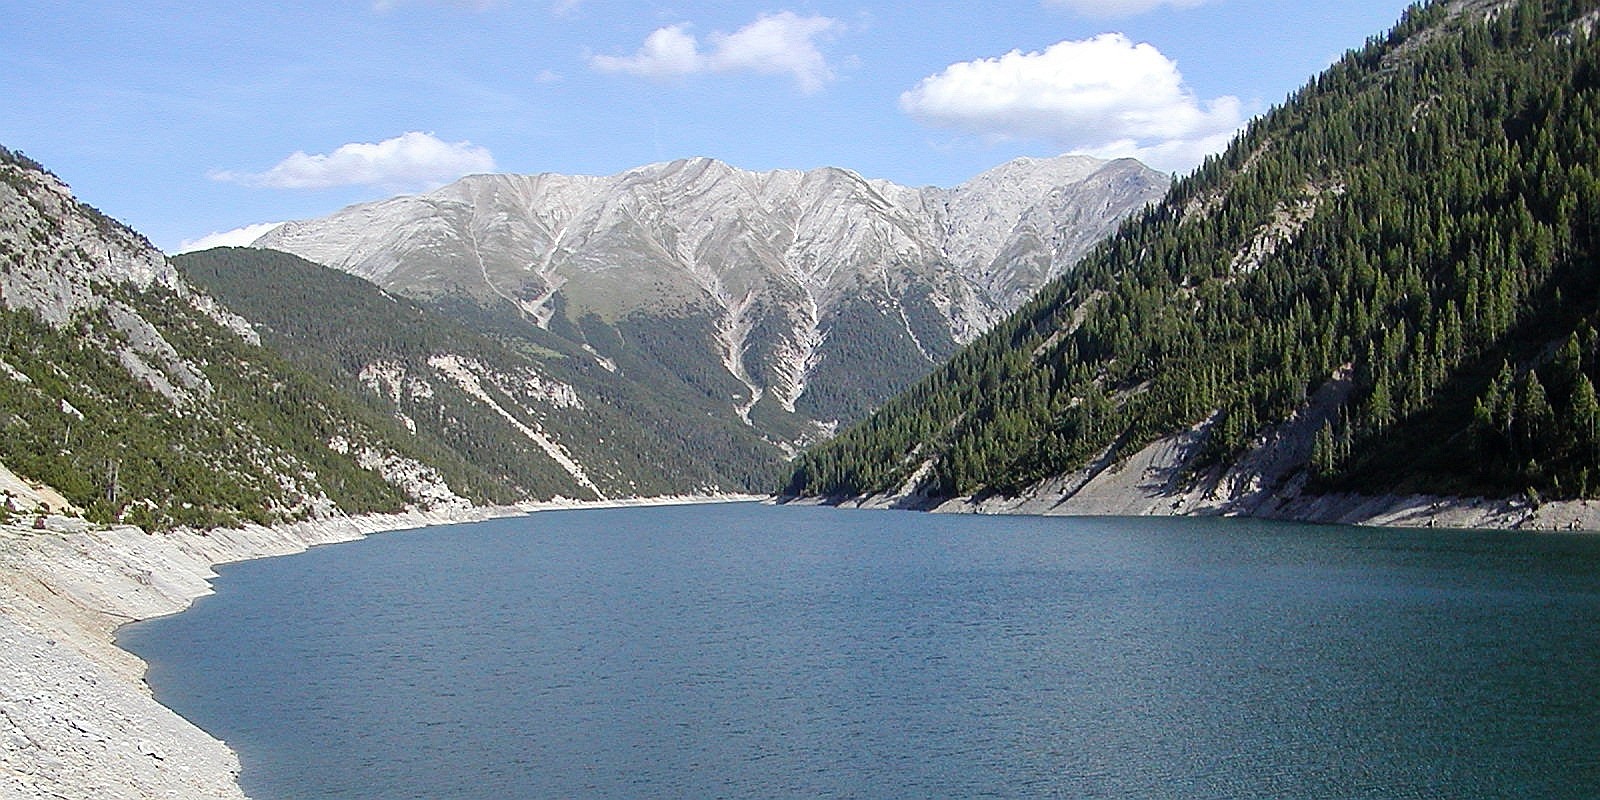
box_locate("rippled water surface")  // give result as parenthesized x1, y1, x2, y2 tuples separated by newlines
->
(119, 504, 1600, 798)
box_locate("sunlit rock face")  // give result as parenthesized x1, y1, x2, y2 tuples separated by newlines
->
(257, 154, 1167, 430)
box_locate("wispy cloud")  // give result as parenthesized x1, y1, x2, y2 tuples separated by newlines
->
(211, 132, 496, 191)
(590, 12, 843, 94)
(173, 221, 286, 254)
(1042, 0, 1213, 17)
(900, 33, 1242, 172)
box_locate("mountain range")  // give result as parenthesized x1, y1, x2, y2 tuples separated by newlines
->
(13, 0, 1589, 534)
(0, 147, 1165, 526)
(252, 155, 1166, 441)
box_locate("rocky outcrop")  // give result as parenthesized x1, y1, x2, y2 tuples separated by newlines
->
(0, 160, 175, 323)
(0, 153, 230, 407)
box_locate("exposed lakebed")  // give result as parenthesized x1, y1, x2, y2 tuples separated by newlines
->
(119, 504, 1600, 798)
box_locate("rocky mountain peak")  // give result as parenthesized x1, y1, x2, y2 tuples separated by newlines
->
(252, 153, 1169, 441)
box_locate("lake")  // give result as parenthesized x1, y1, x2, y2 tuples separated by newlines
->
(118, 503, 1600, 799)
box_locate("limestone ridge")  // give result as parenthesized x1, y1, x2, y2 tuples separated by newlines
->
(254, 155, 1168, 437)
(0, 153, 257, 403)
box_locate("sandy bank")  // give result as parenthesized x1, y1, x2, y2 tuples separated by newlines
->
(0, 494, 760, 800)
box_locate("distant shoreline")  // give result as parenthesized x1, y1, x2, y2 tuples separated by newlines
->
(778, 490, 1600, 533)
(0, 494, 762, 800)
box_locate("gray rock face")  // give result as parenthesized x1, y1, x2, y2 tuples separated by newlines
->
(0, 156, 249, 406)
(256, 155, 1168, 430)
(0, 165, 176, 324)
(0, 151, 482, 517)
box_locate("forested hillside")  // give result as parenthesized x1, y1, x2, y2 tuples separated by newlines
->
(787, 0, 1600, 508)
(175, 247, 785, 497)
(0, 147, 512, 529)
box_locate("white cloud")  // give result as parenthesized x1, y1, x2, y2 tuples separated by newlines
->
(592, 25, 703, 79)
(589, 12, 842, 93)
(899, 33, 1243, 172)
(172, 221, 286, 255)
(708, 13, 841, 92)
(1043, 0, 1212, 17)
(212, 132, 496, 191)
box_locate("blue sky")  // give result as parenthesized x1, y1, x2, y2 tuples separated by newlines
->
(3, 0, 1416, 252)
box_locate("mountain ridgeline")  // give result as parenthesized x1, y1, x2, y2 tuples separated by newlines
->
(252, 156, 1167, 451)
(0, 140, 1165, 528)
(786, 0, 1600, 512)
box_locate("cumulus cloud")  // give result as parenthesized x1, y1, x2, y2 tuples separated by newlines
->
(211, 132, 496, 191)
(590, 12, 842, 93)
(172, 221, 286, 255)
(900, 33, 1243, 172)
(593, 25, 703, 79)
(1043, 0, 1212, 17)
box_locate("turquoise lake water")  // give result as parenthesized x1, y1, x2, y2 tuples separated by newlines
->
(118, 504, 1600, 798)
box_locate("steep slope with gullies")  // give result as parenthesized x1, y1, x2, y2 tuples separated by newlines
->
(784, 0, 1600, 528)
(0, 146, 565, 529)
(174, 247, 783, 498)
(255, 155, 1168, 442)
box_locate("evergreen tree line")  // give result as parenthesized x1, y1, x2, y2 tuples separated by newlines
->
(175, 247, 788, 497)
(0, 298, 413, 530)
(788, 0, 1600, 503)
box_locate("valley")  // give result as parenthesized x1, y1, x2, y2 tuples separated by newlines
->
(6, 1, 1600, 798)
